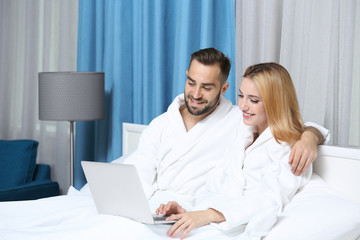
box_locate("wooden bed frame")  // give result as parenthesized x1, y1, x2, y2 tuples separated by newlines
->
(122, 122, 360, 205)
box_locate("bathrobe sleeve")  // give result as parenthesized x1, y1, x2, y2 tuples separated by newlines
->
(123, 116, 164, 199)
(304, 122, 330, 144)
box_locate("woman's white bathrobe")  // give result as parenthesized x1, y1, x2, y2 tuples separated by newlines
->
(123, 93, 241, 207)
(195, 124, 313, 239)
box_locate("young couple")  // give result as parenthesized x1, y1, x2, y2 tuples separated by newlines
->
(122, 48, 328, 239)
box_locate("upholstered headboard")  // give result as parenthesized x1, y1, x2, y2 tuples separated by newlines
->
(122, 122, 360, 204)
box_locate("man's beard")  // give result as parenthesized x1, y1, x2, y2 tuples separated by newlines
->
(184, 90, 221, 116)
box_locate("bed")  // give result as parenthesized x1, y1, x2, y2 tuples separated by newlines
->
(0, 122, 359, 240)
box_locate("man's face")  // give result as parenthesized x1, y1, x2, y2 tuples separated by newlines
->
(184, 59, 229, 117)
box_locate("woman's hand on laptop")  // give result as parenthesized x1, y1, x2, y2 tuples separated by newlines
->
(165, 208, 225, 239)
(156, 201, 186, 216)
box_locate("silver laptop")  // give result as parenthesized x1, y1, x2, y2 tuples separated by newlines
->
(81, 161, 175, 224)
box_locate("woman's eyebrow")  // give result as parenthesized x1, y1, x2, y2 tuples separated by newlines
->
(239, 89, 261, 99)
(248, 94, 261, 99)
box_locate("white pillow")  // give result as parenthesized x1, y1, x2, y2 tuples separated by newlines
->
(264, 174, 360, 240)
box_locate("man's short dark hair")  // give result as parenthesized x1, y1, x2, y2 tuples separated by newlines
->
(189, 48, 231, 85)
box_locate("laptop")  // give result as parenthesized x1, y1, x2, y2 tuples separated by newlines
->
(81, 161, 175, 224)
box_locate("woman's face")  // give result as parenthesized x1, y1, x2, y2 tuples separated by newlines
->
(238, 77, 268, 135)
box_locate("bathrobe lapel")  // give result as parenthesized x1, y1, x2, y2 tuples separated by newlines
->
(245, 128, 272, 155)
(158, 94, 233, 175)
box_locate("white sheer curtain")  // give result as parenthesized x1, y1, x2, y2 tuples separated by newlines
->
(0, 0, 78, 193)
(236, 0, 360, 147)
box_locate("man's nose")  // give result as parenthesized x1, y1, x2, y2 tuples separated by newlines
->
(193, 87, 202, 98)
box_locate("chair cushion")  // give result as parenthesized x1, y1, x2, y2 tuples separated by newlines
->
(0, 140, 38, 189)
(0, 179, 59, 201)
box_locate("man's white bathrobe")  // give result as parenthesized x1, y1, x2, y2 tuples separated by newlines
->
(123, 93, 241, 206)
(195, 124, 312, 239)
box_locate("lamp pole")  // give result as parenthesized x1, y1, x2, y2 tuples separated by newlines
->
(70, 121, 75, 186)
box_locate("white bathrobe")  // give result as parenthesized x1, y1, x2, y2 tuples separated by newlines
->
(194, 125, 313, 240)
(123, 93, 241, 206)
(123, 93, 328, 210)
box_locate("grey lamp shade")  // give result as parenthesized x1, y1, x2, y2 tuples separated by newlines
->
(38, 72, 105, 121)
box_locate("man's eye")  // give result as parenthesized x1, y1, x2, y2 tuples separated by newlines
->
(188, 82, 195, 86)
(203, 87, 211, 91)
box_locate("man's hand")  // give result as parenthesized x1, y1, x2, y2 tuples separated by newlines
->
(289, 127, 323, 176)
(165, 209, 225, 239)
(156, 201, 186, 216)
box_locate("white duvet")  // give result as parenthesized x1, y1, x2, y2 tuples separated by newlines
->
(1, 174, 360, 240)
(0, 186, 247, 240)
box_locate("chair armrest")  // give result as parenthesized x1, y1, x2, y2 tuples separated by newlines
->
(0, 179, 59, 201)
(33, 164, 51, 180)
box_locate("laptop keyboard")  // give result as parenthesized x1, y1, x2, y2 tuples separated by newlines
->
(153, 215, 168, 221)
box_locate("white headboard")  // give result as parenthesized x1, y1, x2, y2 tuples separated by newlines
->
(122, 122, 148, 155)
(313, 145, 360, 204)
(122, 122, 360, 204)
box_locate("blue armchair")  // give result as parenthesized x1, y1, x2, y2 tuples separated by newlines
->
(0, 140, 59, 201)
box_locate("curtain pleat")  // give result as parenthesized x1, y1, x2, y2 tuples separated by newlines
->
(75, 0, 236, 189)
(235, 0, 360, 147)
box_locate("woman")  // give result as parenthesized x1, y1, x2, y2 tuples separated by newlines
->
(156, 62, 312, 239)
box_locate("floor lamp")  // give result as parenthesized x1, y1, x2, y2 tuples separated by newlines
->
(38, 72, 105, 186)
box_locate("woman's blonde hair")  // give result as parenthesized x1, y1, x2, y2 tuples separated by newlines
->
(243, 62, 303, 145)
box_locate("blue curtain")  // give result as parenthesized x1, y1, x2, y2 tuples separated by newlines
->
(75, 0, 236, 189)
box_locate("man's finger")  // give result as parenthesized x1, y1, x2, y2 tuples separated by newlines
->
(291, 152, 301, 173)
(177, 206, 186, 214)
(156, 204, 164, 214)
(300, 158, 313, 175)
(309, 151, 317, 163)
(294, 156, 305, 176)
(289, 148, 295, 164)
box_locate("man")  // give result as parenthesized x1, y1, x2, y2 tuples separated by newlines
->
(122, 48, 327, 206)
